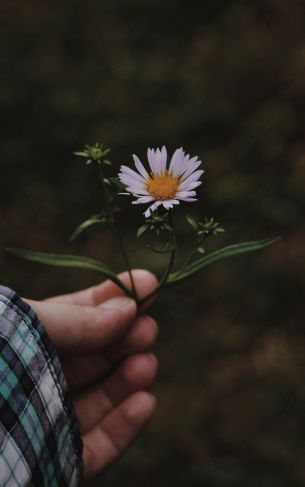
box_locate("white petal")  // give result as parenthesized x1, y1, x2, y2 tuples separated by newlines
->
(180, 169, 204, 185)
(133, 154, 149, 179)
(120, 176, 147, 192)
(144, 201, 161, 218)
(177, 196, 197, 202)
(178, 155, 196, 176)
(132, 196, 154, 204)
(176, 151, 194, 176)
(126, 185, 149, 196)
(169, 147, 184, 174)
(162, 200, 174, 210)
(154, 148, 162, 175)
(180, 181, 202, 191)
(152, 146, 167, 175)
(124, 181, 148, 192)
(159, 145, 167, 173)
(181, 159, 202, 180)
(179, 180, 202, 192)
(126, 186, 149, 196)
(147, 148, 156, 173)
(119, 173, 145, 187)
(119, 165, 145, 183)
(176, 190, 197, 198)
(162, 201, 172, 210)
(179, 170, 203, 190)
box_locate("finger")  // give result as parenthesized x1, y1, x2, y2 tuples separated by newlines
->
(105, 314, 158, 362)
(44, 269, 158, 307)
(26, 296, 136, 351)
(63, 315, 158, 394)
(75, 353, 157, 434)
(82, 392, 156, 479)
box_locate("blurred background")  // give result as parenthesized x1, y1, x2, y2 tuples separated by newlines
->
(1, 0, 305, 485)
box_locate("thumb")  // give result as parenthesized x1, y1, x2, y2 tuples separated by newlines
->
(25, 296, 137, 352)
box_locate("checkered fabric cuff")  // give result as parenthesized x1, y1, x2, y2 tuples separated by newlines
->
(0, 286, 83, 486)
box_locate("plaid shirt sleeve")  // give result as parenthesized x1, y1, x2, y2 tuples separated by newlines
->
(0, 286, 83, 486)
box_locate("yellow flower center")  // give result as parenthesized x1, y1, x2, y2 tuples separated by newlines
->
(146, 172, 180, 200)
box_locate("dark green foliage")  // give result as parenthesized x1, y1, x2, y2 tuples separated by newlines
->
(6, 248, 132, 296)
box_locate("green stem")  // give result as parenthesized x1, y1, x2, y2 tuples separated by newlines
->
(177, 231, 212, 276)
(96, 163, 138, 302)
(115, 227, 139, 302)
(179, 249, 197, 275)
(97, 164, 113, 216)
(139, 213, 176, 306)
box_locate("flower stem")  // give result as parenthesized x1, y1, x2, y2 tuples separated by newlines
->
(96, 163, 138, 302)
(139, 212, 176, 306)
(178, 231, 213, 276)
(115, 226, 139, 302)
(179, 249, 197, 275)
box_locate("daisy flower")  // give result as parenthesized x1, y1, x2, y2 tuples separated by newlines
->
(118, 146, 204, 217)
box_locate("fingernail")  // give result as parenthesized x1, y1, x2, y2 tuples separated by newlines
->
(102, 296, 136, 310)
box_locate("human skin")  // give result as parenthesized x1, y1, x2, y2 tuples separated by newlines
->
(25, 269, 158, 481)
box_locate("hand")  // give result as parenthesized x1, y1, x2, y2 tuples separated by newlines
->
(25, 270, 158, 480)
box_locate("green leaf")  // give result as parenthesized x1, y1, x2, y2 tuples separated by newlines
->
(69, 214, 106, 242)
(162, 224, 174, 233)
(6, 248, 132, 296)
(168, 237, 281, 284)
(185, 213, 199, 231)
(137, 224, 149, 239)
(109, 177, 125, 189)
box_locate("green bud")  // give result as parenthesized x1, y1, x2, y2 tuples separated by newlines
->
(74, 143, 111, 165)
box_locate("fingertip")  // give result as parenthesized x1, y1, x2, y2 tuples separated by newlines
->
(123, 353, 158, 386)
(123, 391, 157, 425)
(90, 270, 158, 307)
(133, 269, 158, 290)
(119, 269, 158, 298)
(82, 390, 157, 479)
(123, 315, 158, 350)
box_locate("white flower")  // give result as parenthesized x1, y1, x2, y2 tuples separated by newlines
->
(118, 146, 204, 217)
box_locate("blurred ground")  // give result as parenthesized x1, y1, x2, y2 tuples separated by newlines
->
(1, 1, 305, 485)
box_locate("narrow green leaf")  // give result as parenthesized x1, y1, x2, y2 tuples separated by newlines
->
(6, 248, 132, 296)
(168, 237, 281, 284)
(185, 213, 199, 231)
(162, 224, 174, 233)
(69, 214, 106, 241)
(137, 224, 149, 239)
